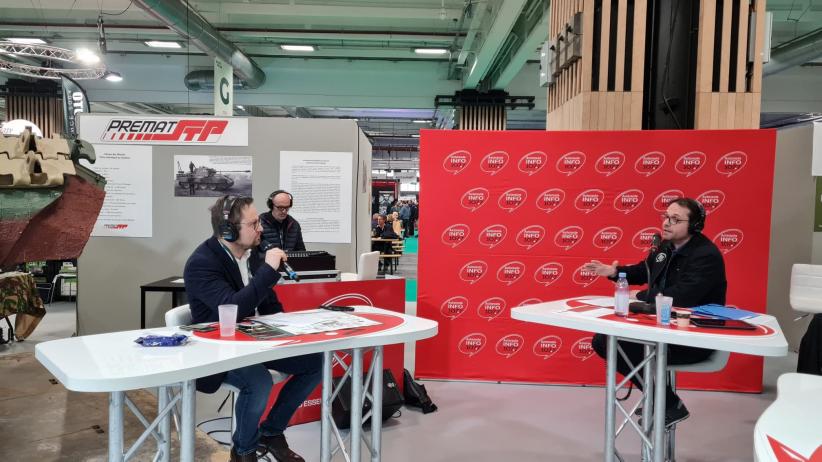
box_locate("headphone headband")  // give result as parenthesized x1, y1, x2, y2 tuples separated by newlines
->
(267, 190, 294, 210)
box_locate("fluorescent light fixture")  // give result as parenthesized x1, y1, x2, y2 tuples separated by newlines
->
(103, 71, 123, 82)
(414, 48, 448, 55)
(280, 45, 315, 52)
(75, 48, 100, 64)
(5, 38, 47, 45)
(411, 134, 420, 138)
(413, 120, 430, 124)
(144, 40, 182, 49)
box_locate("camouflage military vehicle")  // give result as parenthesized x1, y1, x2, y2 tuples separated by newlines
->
(176, 162, 235, 191)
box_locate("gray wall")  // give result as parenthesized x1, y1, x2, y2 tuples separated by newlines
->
(77, 117, 371, 334)
(767, 124, 815, 350)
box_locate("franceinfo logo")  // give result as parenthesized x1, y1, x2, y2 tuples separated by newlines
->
(632, 227, 662, 251)
(572, 264, 599, 287)
(101, 118, 228, 143)
(533, 335, 562, 359)
(593, 226, 623, 252)
(495, 334, 525, 358)
(595, 151, 626, 176)
(457, 333, 487, 357)
(498, 188, 528, 213)
(713, 229, 744, 254)
(441, 224, 471, 248)
(675, 151, 707, 177)
(653, 189, 685, 212)
(515, 225, 546, 250)
(634, 151, 666, 177)
(460, 187, 490, 212)
(518, 151, 548, 176)
(535, 188, 565, 214)
(574, 189, 605, 214)
(478, 224, 508, 249)
(571, 337, 596, 361)
(696, 190, 726, 215)
(497, 261, 526, 285)
(716, 151, 748, 177)
(440, 296, 469, 320)
(477, 297, 507, 321)
(459, 260, 488, 284)
(554, 225, 584, 250)
(533, 262, 563, 286)
(613, 189, 644, 214)
(480, 150, 510, 175)
(442, 150, 471, 175)
(556, 151, 586, 176)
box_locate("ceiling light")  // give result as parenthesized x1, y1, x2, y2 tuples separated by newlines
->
(413, 120, 430, 124)
(75, 48, 100, 64)
(280, 45, 315, 52)
(414, 48, 448, 55)
(237, 105, 245, 110)
(411, 134, 420, 138)
(103, 71, 123, 82)
(144, 40, 182, 49)
(5, 38, 47, 45)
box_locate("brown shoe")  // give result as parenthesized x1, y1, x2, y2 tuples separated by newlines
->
(229, 447, 258, 462)
(258, 434, 305, 462)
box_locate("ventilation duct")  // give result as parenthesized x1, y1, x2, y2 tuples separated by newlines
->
(133, 0, 266, 89)
(764, 27, 822, 77)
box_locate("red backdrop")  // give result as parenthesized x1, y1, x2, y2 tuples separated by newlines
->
(416, 129, 775, 392)
(266, 279, 405, 425)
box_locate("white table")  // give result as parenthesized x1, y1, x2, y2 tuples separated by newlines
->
(754, 373, 822, 462)
(512, 297, 788, 462)
(35, 306, 438, 462)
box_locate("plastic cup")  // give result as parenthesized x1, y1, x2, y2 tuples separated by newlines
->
(655, 295, 673, 325)
(218, 304, 238, 337)
(674, 309, 691, 328)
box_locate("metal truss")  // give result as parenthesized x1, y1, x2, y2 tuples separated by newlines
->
(0, 42, 106, 80)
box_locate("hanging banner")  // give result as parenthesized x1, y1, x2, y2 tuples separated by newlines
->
(213, 57, 233, 117)
(77, 114, 248, 146)
(61, 75, 90, 138)
(416, 129, 776, 392)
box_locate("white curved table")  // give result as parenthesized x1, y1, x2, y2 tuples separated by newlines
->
(512, 297, 788, 462)
(754, 373, 822, 462)
(36, 306, 438, 462)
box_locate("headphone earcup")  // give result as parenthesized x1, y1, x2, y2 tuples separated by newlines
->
(219, 221, 237, 242)
(267, 197, 274, 210)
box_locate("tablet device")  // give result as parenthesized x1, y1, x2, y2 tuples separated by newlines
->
(690, 317, 756, 330)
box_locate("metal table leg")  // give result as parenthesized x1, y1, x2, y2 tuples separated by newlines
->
(140, 289, 146, 329)
(109, 391, 124, 462)
(642, 344, 655, 462)
(370, 346, 383, 462)
(157, 386, 171, 462)
(605, 335, 617, 462)
(653, 343, 668, 462)
(350, 348, 364, 462)
(180, 379, 196, 462)
(320, 351, 333, 462)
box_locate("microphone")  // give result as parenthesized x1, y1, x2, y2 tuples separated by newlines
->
(262, 242, 300, 282)
(644, 233, 663, 303)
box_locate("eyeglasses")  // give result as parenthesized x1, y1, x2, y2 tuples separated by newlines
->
(238, 219, 261, 229)
(273, 205, 291, 212)
(660, 214, 689, 226)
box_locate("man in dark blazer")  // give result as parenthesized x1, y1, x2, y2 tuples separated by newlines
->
(184, 195, 321, 462)
(583, 198, 726, 428)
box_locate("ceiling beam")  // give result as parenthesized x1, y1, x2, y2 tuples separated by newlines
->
(462, 0, 528, 89)
(490, 0, 549, 89)
(283, 106, 313, 118)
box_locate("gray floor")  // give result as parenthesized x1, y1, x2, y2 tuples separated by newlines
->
(3, 299, 798, 461)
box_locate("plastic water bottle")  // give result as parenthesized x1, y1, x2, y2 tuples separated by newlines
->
(614, 272, 629, 317)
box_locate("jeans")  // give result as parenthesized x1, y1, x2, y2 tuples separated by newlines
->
(591, 333, 713, 409)
(223, 352, 323, 455)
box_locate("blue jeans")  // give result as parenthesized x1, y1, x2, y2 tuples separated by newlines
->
(223, 353, 323, 455)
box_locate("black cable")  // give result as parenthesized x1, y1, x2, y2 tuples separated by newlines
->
(659, 0, 682, 129)
(101, 0, 133, 16)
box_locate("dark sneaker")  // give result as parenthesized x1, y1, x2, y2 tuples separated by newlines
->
(230, 447, 258, 462)
(258, 434, 305, 462)
(637, 401, 690, 428)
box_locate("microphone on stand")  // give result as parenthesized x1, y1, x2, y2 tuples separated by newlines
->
(262, 242, 300, 282)
(630, 233, 664, 314)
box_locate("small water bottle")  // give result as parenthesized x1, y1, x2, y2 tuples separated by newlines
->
(614, 272, 629, 317)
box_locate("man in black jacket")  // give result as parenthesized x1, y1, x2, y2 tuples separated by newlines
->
(583, 198, 726, 428)
(260, 190, 306, 252)
(184, 195, 321, 462)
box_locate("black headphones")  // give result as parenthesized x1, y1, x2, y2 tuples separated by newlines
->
(267, 190, 294, 210)
(219, 195, 239, 242)
(686, 198, 706, 234)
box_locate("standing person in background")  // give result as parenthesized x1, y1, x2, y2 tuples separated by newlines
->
(260, 190, 306, 252)
(409, 199, 419, 237)
(390, 211, 403, 237)
(399, 201, 411, 237)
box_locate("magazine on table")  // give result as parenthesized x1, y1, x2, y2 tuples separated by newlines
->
(250, 310, 381, 335)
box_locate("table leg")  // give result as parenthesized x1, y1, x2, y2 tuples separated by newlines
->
(157, 386, 171, 462)
(605, 335, 617, 462)
(350, 348, 364, 462)
(370, 346, 383, 462)
(642, 344, 655, 462)
(180, 379, 196, 462)
(653, 343, 668, 462)
(320, 351, 333, 462)
(140, 289, 146, 329)
(109, 391, 124, 462)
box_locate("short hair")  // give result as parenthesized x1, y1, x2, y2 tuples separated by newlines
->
(210, 196, 254, 237)
(668, 197, 705, 233)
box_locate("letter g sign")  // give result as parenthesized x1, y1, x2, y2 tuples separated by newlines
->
(219, 77, 230, 105)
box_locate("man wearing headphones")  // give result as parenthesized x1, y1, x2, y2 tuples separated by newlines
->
(184, 195, 321, 462)
(260, 190, 306, 252)
(583, 197, 727, 428)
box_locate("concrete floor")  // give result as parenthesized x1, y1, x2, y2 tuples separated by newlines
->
(0, 298, 800, 461)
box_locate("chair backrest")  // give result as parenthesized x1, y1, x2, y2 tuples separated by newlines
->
(165, 304, 192, 327)
(358, 251, 380, 280)
(790, 264, 822, 314)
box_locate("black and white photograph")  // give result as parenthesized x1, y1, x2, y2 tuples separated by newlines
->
(173, 155, 252, 197)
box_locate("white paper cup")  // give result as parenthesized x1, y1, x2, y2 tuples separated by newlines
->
(655, 295, 673, 325)
(674, 310, 691, 328)
(218, 304, 238, 337)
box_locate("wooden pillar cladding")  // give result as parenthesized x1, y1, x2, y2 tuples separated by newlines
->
(5, 93, 64, 138)
(547, 0, 647, 131)
(457, 105, 507, 130)
(694, 0, 764, 129)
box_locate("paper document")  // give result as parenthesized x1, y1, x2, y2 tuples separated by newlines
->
(171, 278, 184, 284)
(252, 310, 380, 335)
